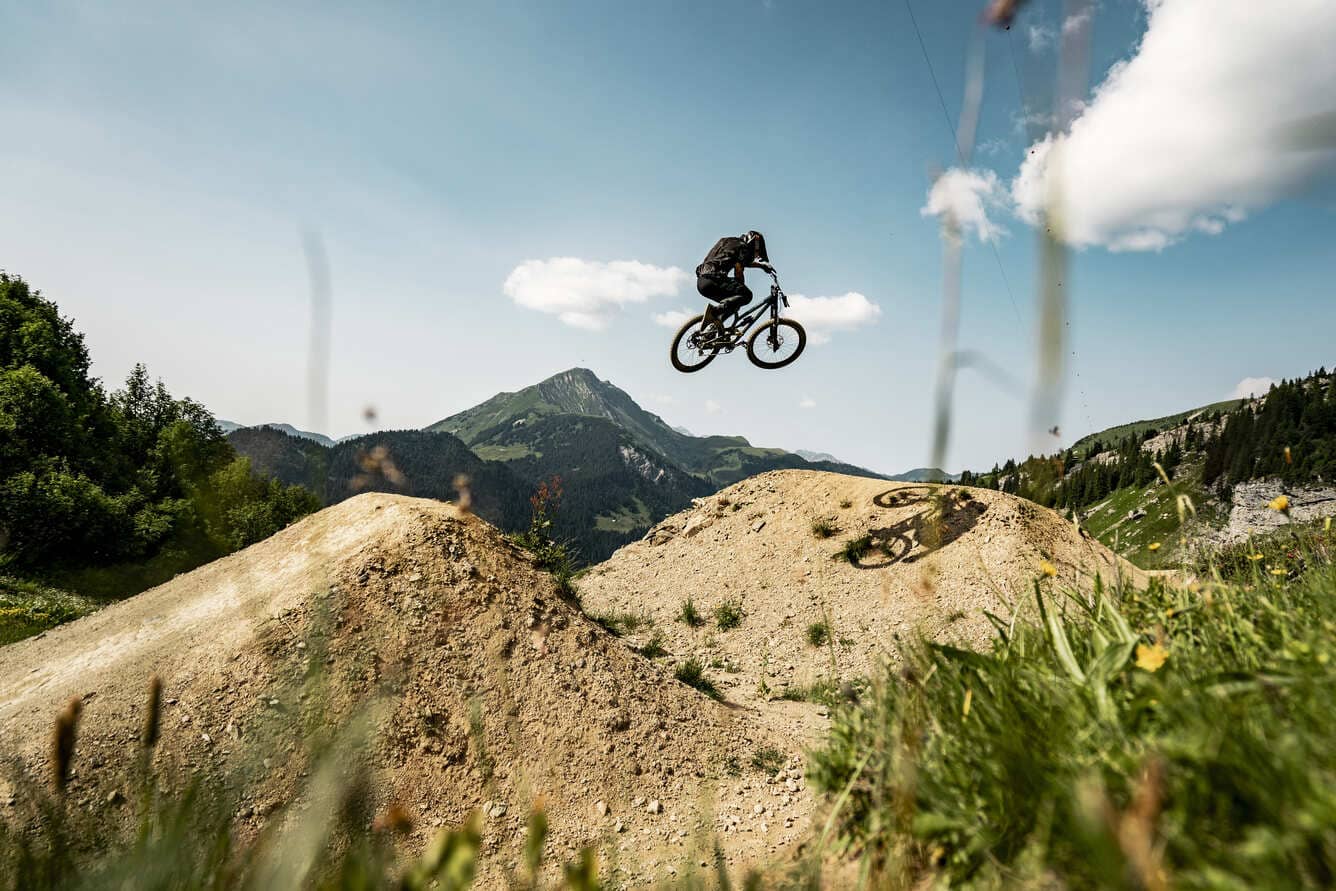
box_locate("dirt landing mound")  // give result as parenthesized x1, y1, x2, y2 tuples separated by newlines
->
(580, 471, 1145, 710)
(0, 494, 810, 885)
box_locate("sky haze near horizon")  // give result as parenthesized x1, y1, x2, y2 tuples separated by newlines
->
(3, 0, 1334, 474)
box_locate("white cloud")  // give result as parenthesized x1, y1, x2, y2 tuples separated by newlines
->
(799, 396, 817, 409)
(652, 307, 697, 329)
(1012, 0, 1336, 251)
(1028, 11, 1087, 51)
(1230, 376, 1278, 399)
(504, 258, 689, 330)
(785, 292, 883, 345)
(1061, 9, 1093, 36)
(705, 399, 722, 414)
(920, 168, 1009, 243)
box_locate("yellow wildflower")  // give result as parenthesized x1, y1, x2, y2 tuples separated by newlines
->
(1148, 542, 1162, 552)
(1247, 553, 1264, 561)
(962, 687, 973, 718)
(1038, 559, 1058, 578)
(1326, 517, 1332, 533)
(1269, 495, 1290, 512)
(1135, 642, 1169, 672)
(1270, 567, 1286, 576)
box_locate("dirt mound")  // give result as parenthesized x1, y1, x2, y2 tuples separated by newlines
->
(580, 471, 1146, 710)
(0, 494, 811, 885)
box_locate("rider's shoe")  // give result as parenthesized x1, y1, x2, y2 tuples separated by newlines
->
(702, 305, 725, 335)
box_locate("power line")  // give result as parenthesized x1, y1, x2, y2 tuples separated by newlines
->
(903, 0, 966, 164)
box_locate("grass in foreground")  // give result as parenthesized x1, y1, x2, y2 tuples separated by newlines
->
(808, 526, 1336, 888)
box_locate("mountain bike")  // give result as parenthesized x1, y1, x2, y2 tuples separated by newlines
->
(669, 270, 807, 373)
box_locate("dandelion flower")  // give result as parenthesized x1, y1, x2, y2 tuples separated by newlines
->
(1038, 559, 1058, 578)
(1135, 643, 1168, 672)
(1269, 495, 1290, 512)
(1270, 567, 1286, 576)
(1248, 553, 1264, 562)
(1326, 517, 1332, 533)
(1148, 542, 1162, 552)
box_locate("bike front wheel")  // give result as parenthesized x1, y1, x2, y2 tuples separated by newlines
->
(670, 314, 721, 373)
(746, 318, 806, 369)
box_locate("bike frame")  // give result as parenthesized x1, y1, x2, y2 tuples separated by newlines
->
(705, 271, 790, 348)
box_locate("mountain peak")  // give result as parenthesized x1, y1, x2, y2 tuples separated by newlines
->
(549, 367, 600, 383)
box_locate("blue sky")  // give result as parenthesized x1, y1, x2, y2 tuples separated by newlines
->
(2, 0, 1333, 474)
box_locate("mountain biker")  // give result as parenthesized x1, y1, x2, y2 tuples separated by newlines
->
(696, 231, 774, 332)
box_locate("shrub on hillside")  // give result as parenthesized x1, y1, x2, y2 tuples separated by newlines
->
(677, 597, 704, 628)
(810, 518, 839, 539)
(806, 622, 830, 647)
(714, 599, 743, 631)
(834, 535, 873, 565)
(673, 658, 719, 699)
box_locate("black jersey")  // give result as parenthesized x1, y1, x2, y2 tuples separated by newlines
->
(696, 236, 758, 277)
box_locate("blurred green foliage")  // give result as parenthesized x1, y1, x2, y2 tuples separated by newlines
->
(0, 273, 318, 621)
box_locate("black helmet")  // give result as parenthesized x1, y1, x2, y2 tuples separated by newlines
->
(742, 230, 769, 263)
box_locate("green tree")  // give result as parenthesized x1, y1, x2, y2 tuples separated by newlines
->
(0, 272, 318, 590)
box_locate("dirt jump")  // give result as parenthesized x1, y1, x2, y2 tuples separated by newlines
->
(579, 470, 1146, 716)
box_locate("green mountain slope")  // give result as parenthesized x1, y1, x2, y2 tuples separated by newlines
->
(427, 367, 884, 485)
(478, 413, 714, 560)
(1070, 399, 1244, 456)
(228, 419, 710, 562)
(228, 427, 531, 536)
(963, 369, 1336, 567)
(226, 426, 330, 492)
(888, 467, 961, 482)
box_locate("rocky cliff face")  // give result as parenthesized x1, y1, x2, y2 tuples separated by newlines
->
(1206, 478, 1336, 546)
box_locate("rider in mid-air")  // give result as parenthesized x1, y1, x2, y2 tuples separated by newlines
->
(696, 231, 774, 333)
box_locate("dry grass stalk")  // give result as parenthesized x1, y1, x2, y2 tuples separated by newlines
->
(143, 673, 163, 750)
(51, 697, 81, 794)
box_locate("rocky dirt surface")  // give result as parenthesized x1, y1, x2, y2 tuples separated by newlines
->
(579, 470, 1147, 716)
(0, 494, 809, 887)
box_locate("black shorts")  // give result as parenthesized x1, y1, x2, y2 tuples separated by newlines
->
(696, 274, 752, 314)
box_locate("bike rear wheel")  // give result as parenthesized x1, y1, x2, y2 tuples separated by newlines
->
(670, 314, 721, 373)
(746, 318, 806, 369)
